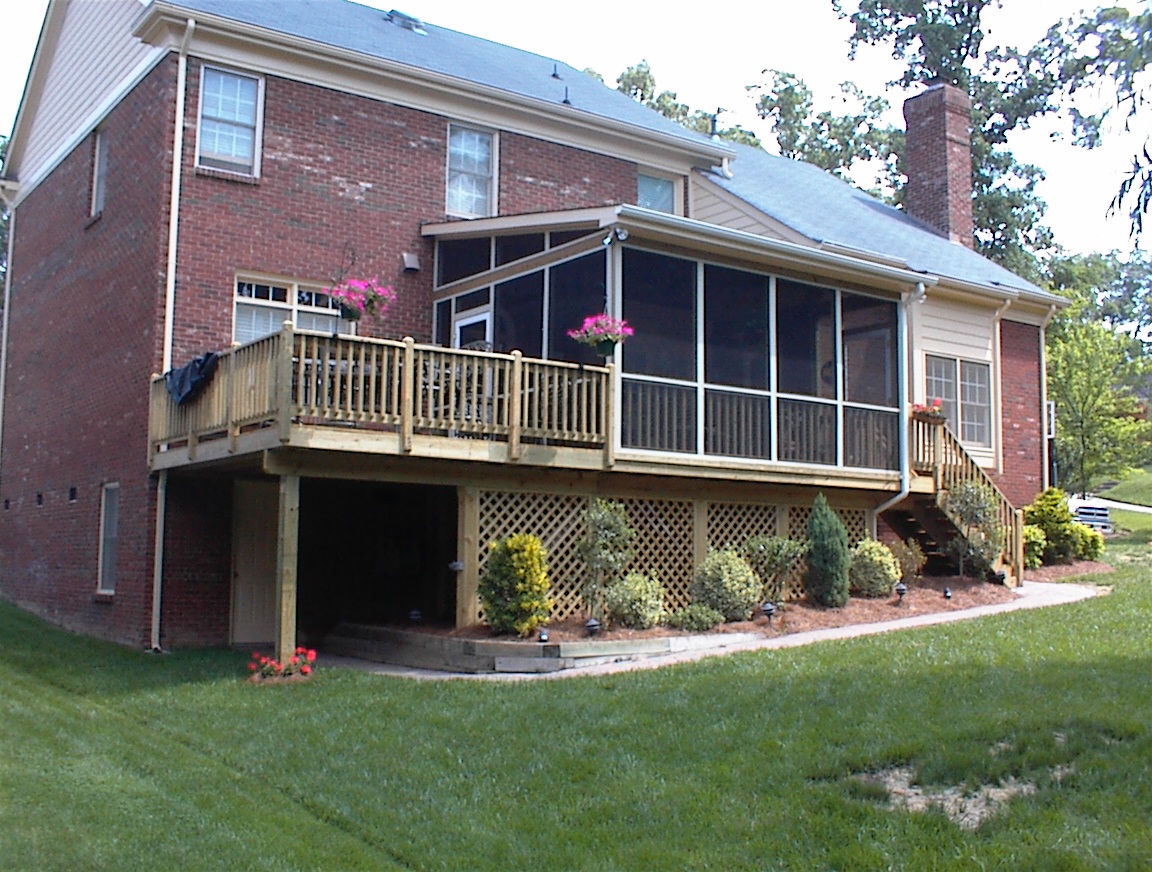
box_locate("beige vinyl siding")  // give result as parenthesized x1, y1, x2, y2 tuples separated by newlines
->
(913, 294, 998, 467)
(14, 0, 160, 187)
(689, 175, 809, 243)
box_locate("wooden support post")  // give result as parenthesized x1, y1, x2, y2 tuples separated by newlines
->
(456, 486, 480, 628)
(401, 336, 415, 453)
(275, 473, 300, 665)
(692, 499, 708, 571)
(603, 363, 616, 468)
(508, 351, 522, 461)
(277, 321, 295, 444)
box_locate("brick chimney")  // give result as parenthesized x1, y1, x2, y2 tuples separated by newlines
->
(902, 83, 974, 249)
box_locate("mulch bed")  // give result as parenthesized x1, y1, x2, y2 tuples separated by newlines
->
(417, 560, 1112, 644)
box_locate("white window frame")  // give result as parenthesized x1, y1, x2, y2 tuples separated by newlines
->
(637, 171, 683, 216)
(96, 482, 120, 595)
(926, 354, 992, 448)
(195, 65, 265, 177)
(446, 124, 497, 218)
(91, 128, 109, 217)
(233, 277, 357, 344)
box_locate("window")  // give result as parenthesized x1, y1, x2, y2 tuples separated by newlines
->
(197, 67, 262, 175)
(234, 279, 355, 344)
(926, 355, 992, 446)
(97, 483, 119, 594)
(91, 128, 108, 216)
(447, 125, 495, 217)
(638, 173, 677, 214)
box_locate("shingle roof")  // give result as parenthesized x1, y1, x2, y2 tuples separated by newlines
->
(710, 143, 1050, 297)
(164, 0, 728, 156)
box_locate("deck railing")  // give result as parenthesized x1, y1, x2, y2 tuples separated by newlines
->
(149, 324, 612, 463)
(910, 415, 1024, 583)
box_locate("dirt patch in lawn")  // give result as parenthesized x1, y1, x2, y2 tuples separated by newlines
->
(426, 560, 1110, 644)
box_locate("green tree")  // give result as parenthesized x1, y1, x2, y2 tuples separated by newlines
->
(577, 499, 635, 622)
(804, 494, 850, 608)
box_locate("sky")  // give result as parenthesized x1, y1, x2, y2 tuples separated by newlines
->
(1, 0, 1148, 257)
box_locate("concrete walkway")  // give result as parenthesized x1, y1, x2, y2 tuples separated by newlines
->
(1094, 497, 1152, 515)
(317, 581, 1105, 681)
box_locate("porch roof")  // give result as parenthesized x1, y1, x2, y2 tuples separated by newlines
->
(421, 204, 939, 296)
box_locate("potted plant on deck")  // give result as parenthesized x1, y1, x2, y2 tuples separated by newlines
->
(911, 398, 946, 425)
(567, 313, 634, 357)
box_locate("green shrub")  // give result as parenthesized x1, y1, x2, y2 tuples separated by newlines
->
(577, 499, 636, 621)
(848, 539, 900, 598)
(1071, 522, 1105, 560)
(603, 573, 666, 629)
(887, 537, 926, 584)
(1023, 488, 1076, 564)
(743, 535, 807, 603)
(690, 548, 761, 621)
(1023, 524, 1047, 569)
(943, 481, 1002, 578)
(666, 604, 725, 632)
(479, 534, 553, 637)
(804, 494, 850, 607)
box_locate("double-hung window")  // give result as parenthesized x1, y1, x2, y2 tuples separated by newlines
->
(197, 67, 263, 176)
(234, 279, 355, 344)
(447, 125, 495, 217)
(926, 355, 992, 446)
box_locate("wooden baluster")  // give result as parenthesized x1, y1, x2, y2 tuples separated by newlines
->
(401, 337, 415, 451)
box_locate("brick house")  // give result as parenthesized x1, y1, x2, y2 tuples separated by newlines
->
(0, 0, 1064, 659)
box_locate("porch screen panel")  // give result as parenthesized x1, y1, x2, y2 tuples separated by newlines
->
(704, 264, 769, 389)
(548, 250, 606, 365)
(494, 271, 543, 357)
(777, 280, 836, 400)
(622, 248, 696, 381)
(842, 293, 898, 408)
(843, 407, 900, 470)
(777, 398, 836, 465)
(705, 389, 771, 458)
(621, 379, 697, 453)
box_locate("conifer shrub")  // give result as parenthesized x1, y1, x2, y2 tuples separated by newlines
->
(666, 603, 725, 632)
(1023, 524, 1047, 569)
(887, 537, 926, 585)
(1023, 487, 1077, 564)
(1071, 522, 1105, 560)
(804, 494, 850, 607)
(479, 534, 553, 637)
(603, 572, 666, 629)
(848, 539, 900, 598)
(690, 548, 761, 621)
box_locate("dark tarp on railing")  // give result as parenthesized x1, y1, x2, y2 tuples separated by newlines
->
(164, 352, 219, 406)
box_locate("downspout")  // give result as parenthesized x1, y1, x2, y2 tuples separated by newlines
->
(151, 19, 195, 653)
(874, 281, 920, 523)
(0, 193, 15, 471)
(1039, 303, 1057, 489)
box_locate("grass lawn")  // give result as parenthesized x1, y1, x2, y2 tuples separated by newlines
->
(1099, 469, 1152, 507)
(4, 550, 1151, 870)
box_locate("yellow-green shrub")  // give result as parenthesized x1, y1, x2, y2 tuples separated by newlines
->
(1072, 522, 1105, 560)
(479, 534, 552, 637)
(1023, 524, 1047, 569)
(848, 539, 899, 597)
(690, 548, 761, 621)
(603, 572, 665, 629)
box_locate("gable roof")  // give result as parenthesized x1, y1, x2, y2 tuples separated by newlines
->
(707, 143, 1058, 303)
(147, 0, 731, 162)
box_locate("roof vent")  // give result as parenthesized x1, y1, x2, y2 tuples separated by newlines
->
(385, 10, 427, 35)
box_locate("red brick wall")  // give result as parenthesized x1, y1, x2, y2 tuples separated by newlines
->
(170, 66, 639, 364)
(903, 84, 974, 249)
(997, 320, 1045, 507)
(0, 59, 176, 646)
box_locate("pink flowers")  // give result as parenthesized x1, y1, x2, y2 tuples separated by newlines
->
(912, 398, 943, 414)
(324, 276, 397, 319)
(247, 646, 318, 681)
(567, 314, 634, 346)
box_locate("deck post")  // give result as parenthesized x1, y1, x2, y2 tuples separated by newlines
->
(275, 473, 301, 665)
(456, 486, 480, 628)
(508, 351, 522, 461)
(401, 336, 415, 452)
(277, 321, 295, 444)
(603, 362, 616, 468)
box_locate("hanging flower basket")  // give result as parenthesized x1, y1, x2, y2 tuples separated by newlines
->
(324, 276, 397, 321)
(338, 304, 362, 322)
(568, 314, 633, 357)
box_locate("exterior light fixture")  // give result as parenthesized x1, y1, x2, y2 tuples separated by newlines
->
(943, 587, 952, 600)
(585, 618, 601, 636)
(760, 601, 776, 624)
(538, 629, 549, 643)
(895, 582, 907, 605)
(408, 609, 422, 624)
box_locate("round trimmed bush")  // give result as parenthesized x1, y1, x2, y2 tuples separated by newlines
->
(1024, 488, 1076, 564)
(1071, 522, 1104, 560)
(603, 572, 666, 629)
(690, 548, 761, 621)
(848, 539, 900, 598)
(666, 604, 725, 632)
(1023, 524, 1047, 569)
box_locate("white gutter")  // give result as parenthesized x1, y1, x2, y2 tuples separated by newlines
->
(1040, 303, 1057, 489)
(151, 17, 195, 653)
(874, 282, 920, 521)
